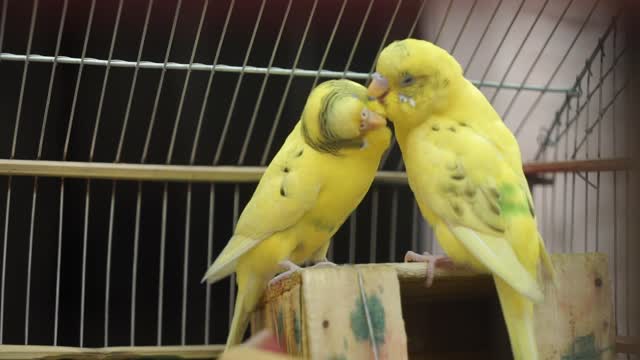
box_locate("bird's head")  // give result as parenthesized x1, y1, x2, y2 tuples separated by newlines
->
(367, 39, 464, 129)
(301, 79, 391, 155)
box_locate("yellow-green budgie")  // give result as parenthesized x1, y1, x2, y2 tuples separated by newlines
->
(367, 39, 556, 360)
(202, 79, 391, 350)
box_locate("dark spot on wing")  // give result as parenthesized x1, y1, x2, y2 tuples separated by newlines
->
(480, 187, 501, 216)
(464, 187, 476, 198)
(448, 126, 456, 132)
(432, 124, 440, 131)
(283, 167, 290, 173)
(488, 202, 500, 216)
(451, 202, 463, 217)
(459, 122, 467, 127)
(443, 184, 458, 194)
(280, 185, 286, 197)
(451, 174, 464, 181)
(297, 149, 303, 157)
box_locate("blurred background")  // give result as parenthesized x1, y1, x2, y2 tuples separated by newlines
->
(0, 0, 636, 355)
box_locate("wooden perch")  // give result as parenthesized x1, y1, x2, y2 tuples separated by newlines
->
(616, 336, 640, 354)
(523, 158, 630, 174)
(0, 158, 629, 185)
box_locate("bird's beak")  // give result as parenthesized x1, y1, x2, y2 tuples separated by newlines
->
(360, 108, 387, 132)
(367, 72, 390, 102)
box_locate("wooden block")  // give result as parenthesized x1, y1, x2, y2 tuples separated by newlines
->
(252, 264, 409, 360)
(394, 252, 615, 360)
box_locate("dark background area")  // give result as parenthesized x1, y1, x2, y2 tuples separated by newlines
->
(0, 0, 426, 347)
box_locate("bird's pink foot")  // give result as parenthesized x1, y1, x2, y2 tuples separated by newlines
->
(268, 260, 302, 286)
(404, 250, 454, 287)
(309, 258, 337, 268)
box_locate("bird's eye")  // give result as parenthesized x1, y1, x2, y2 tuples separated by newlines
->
(360, 109, 369, 120)
(400, 74, 415, 87)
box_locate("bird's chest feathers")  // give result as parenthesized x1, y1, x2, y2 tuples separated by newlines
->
(314, 171, 370, 219)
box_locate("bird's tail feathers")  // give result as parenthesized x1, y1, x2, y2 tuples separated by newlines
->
(225, 287, 251, 350)
(495, 277, 539, 360)
(225, 275, 265, 351)
(538, 234, 559, 288)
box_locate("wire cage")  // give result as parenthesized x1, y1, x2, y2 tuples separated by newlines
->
(0, 0, 635, 356)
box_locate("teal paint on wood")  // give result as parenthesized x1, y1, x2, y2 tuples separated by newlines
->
(294, 310, 302, 350)
(561, 333, 612, 360)
(350, 293, 386, 346)
(276, 307, 285, 343)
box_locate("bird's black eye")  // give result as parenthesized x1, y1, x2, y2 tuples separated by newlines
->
(400, 74, 415, 87)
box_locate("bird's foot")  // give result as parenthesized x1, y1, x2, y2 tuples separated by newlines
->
(308, 258, 337, 268)
(268, 260, 302, 286)
(404, 250, 454, 287)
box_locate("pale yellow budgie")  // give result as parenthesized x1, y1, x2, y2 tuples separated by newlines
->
(367, 39, 556, 360)
(202, 79, 391, 350)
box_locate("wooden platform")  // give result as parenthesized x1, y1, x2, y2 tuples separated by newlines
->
(251, 264, 408, 359)
(252, 253, 615, 360)
(0, 253, 619, 359)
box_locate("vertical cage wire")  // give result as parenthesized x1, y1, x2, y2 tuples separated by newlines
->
(534, 12, 632, 348)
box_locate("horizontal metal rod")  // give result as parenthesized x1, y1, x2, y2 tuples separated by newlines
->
(0, 52, 575, 94)
(0, 159, 410, 184)
(0, 334, 634, 357)
(0, 158, 627, 185)
(616, 336, 640, 354)
(523, 158, 630, 174)
(0, 344, 224, 359)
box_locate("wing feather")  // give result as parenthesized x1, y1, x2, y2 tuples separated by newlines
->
(409, 119, 546, 300)
(202, 124, 321, 283)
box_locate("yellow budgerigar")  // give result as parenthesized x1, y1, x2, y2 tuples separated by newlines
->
(367, 39, 556, 360)
(202, 79, 391, 350)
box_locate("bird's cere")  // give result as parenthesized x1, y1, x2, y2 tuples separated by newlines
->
(367, 72, 390, 100)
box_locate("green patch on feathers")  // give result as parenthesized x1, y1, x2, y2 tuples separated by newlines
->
(498, 183, 530, 216)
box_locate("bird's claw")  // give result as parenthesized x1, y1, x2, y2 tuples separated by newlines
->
(308, 258, 337, 268)
(404, 250, 454, 288)
(268, 260, 302, 286)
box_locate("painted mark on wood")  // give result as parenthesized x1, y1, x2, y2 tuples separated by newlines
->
(328, 354, 347, 360)
(350, 293, 386, 346)
(561, 333, 611, 360)
(276, 306, 285, 345)
(294, 310, 301, 350)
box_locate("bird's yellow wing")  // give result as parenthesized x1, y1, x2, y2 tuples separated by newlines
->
(202, 126, 321, 284)
(408, 119, 543, 302)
